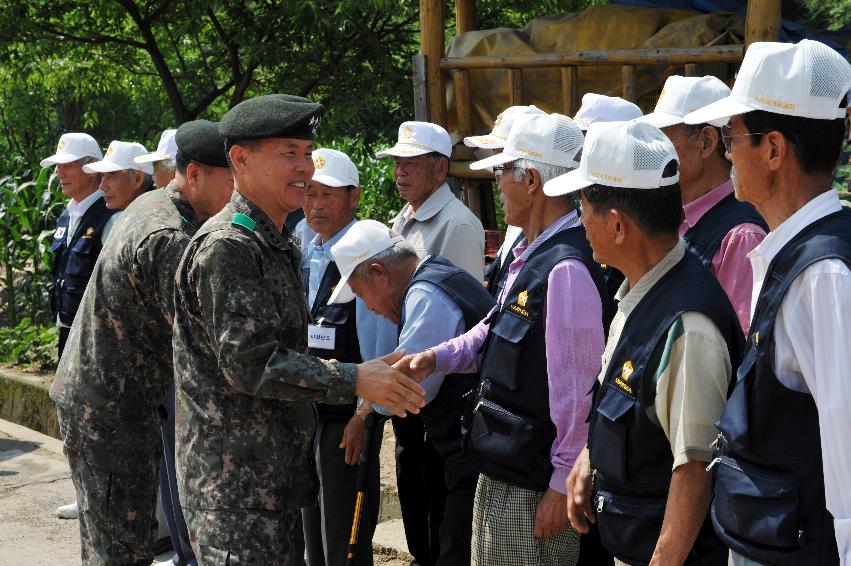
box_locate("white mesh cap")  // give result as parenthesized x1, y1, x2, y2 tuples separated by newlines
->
(40, 133, 103, 167)
(327, 220, 404, 305)
(375, 121, 452, 158)
(135, 129, 177, 163)
(640, 75, 731, 128)
(684, 39, 851, 125)
(83, 141, 153, 175)
(312, 148, 359, 188)
(469, 113, 584, 170)
(544, 121, 679, 196)
(573, 93, 643, 130)
(463, 105, 546, 149)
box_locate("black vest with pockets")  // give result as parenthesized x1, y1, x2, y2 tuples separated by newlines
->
(589, 250, 743, 566)
(301, 260, 362, 420)
(683, 192, 767, 268)
(49, 197, 118, 325)
(467, 227, 614, 491)
(398, 255, 495, 455)
(486, 231, 525, 297)
(711, 208, 851, 566)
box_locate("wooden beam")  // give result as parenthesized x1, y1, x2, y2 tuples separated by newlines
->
(412, 54, 429, 121)
(745, 0, 782, 47)
(453, 70, 473, 136)
(560, 66, 579, 116)
(455, 0, 476, 34)
(420, 0, 447, 126)
(509, 68, 524, 106)
(684, 63, 700, 77)
(622, 65, 636, 103)
(449, 161, 495, 179)
(439, 45, 744, 70)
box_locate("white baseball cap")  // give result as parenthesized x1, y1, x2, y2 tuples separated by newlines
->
(376, 121, 452, 159)
(640, 75, 731, 128)
(463, 105, 546, 149)
(327, 220, 405, 305)
(544, 121, 679, 196)
(573, 93, 643, 130)
(684, 39, 851, 125)
(312, 148, 359, 188)
(469, 113, 584, 170)
(40, 133, 103, 168)
(83, 141, 154, 175)
(135, 129, 177, 164)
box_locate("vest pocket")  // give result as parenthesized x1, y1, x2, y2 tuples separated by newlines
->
(590, 385, 635, 484)
(594, 489, 667, 564)
(480, 314, 533, 390)
(709, 455, 803, 550)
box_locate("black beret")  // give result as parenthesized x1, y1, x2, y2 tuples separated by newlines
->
(175, 119, 229, 168)
(218, 94, 324, 141)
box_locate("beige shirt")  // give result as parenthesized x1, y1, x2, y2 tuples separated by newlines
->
(391, 183, 485, 280)
(598, 240, 732, 468)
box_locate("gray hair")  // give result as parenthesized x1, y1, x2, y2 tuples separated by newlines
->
(512, 158, 574, 185)
(351, 240, 418, 280)
(157, 158, 176, 173)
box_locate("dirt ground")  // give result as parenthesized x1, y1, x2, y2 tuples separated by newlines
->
(0, 418, 411, 565)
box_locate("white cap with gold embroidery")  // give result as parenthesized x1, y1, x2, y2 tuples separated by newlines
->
(311, 148, 359, 188)
(40, 133, 103, 167)
(640, 75, 731, 129)
(543, 120, 679, 196)
(83, 140, 153, 175)
(684, 39, 851, 125)
(375, 121, 452, 159)
(469, 113, 584, 171)
(327, 220, 404, 305)
(463, 105, 546, 149)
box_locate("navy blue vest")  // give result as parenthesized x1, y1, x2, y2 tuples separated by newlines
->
(301, 260, 362, 420)
(684, 192, 767, 267)
(588, 250, 743, 566)
(711, 208, 851, 566)
(465, 227, 614, 491)
(486, 231, 525, 297)
(398, 255, 495, 455)
(49, 197, 118, 326)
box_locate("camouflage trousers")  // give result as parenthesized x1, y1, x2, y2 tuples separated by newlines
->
(65, 451, 160, 565)
(183, 508, 302, 565)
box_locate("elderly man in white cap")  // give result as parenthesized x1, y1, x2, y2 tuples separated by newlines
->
(296, 148, 384, 566)
(136, 128, 177, 188)
(555, 120, 742, 566)
(328, 219, 493, 566)
(403, 113, 612, 566)
(42, 132, 119, 520)
(84, 140, 154, 210)
(641, 75, 767, 332)
(572, 93, 643, 131)
(375, 120, 485, 566)
(464, 105, 545, 297)
(683, 39, 851, 566)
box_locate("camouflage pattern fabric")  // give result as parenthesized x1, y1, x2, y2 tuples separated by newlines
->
(50, 182, 201, 563)
(172, 190, 357, 552)
(184, 508, 301, 565)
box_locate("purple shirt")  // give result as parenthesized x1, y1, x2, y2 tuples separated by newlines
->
(432, 211, 605, 494)
(679, 180, 767, 333)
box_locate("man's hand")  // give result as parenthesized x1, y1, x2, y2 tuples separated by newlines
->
(355, 351, 425, 418)
(394, 350, 437, 382)
(566, 446, 595, 534)
(339, 414, 366, 466)
(534, 487, 570, 539)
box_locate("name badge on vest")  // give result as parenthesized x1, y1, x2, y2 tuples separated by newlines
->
(54, 227, 66, 240)
(308, 324, 336, 350)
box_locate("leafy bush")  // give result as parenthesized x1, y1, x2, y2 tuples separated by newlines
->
(0, 318, 58, 371)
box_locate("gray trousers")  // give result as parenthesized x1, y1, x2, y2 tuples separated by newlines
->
(301, 416, 382, 566)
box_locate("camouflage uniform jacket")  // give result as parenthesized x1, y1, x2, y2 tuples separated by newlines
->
(172, 190, 357, 512)
(50, 182, 199, 473)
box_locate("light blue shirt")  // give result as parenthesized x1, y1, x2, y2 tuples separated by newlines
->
(356, 301, 399, 360)
(301, 219, 355, 309)
(373, 258, 465, 415)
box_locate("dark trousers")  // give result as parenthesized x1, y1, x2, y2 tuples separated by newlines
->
(159, 385, 196, 566)
(301, 415, 382, 566)
(392, 413, 446, 566)
(58, 325, 71, 359)
(434, 451, 478, 566)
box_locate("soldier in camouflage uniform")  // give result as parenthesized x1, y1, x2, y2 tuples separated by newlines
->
(172, 94, 426, 564)
(50, 120, 234, 565)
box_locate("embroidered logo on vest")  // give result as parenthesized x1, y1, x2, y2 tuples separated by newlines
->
(82, 227, 96, 239)
(518, 290, 529, 307)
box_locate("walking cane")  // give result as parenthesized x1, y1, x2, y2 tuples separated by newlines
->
(346, 413, 386, 565)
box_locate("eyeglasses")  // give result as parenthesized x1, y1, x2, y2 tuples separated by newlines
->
(720, 124, 771, 152)
(492, 164, 516, 181)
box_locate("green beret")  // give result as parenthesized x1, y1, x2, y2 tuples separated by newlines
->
(218, 94, 324, 141)
(175, 119, 229, 168)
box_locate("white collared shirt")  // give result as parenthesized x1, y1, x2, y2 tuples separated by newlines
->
(65, 189, 116, 246)
(747, 190, 851, 561)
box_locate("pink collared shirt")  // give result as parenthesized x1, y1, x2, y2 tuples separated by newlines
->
(679, 180, 766, 333)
